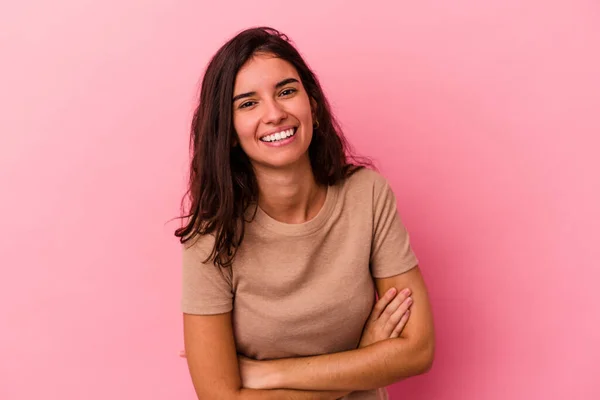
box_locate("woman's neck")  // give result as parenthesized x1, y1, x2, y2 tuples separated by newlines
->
(253, 158, 327, 224)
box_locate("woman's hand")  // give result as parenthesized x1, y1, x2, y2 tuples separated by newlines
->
(358, 287, 413, 348)
(237, 354, 272, 389)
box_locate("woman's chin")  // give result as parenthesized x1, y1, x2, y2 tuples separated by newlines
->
(252, 151, 311, 171)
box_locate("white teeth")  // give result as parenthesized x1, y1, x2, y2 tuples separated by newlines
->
(261, 128, 295, 142)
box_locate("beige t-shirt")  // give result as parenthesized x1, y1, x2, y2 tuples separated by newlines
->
(181, 168, 419, 400)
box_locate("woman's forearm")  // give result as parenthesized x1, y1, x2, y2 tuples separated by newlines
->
(238, 388, 349, 400)
(264, 337, 434, 392)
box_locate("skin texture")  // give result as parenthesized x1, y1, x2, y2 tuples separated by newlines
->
(183, 53, 435, 398)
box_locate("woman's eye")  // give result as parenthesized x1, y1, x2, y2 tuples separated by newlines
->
(280, 88, 296, 96)
(239, 101, 256, 109)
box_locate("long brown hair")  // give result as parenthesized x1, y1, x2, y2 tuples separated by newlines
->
(175, 27, 371, 268)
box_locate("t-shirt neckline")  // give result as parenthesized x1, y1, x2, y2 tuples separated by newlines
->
(252, 183, 339, 237)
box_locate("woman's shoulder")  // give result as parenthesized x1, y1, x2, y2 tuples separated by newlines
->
(332, 167, 392, 215)
(182, 231, 216, 259)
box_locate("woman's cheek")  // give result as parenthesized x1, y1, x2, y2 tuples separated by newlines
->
(238, 124, 255, 141)
(236, 115, 259, 140)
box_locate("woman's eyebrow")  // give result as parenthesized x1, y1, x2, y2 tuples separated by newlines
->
(232, 78, 300, 103)
(275, 77, 299, 88)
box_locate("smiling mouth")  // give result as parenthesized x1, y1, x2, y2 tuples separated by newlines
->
(259, 127, 297, 143)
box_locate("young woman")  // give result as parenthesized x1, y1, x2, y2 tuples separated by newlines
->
(176, 27, 435, 400)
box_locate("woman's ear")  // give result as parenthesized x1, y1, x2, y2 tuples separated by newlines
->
(310, 97, 318, 120)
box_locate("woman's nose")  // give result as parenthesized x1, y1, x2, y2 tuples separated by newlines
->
(262, 99, 287, 124)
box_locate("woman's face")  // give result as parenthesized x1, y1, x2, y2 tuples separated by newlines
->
(232, 53, 314, 170)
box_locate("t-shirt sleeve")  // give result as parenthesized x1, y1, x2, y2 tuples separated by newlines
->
(370, 175, 419, 278)
(181, 235, 234, 315)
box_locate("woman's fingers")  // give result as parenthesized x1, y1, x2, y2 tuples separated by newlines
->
(356, 287, 412, 348)
(384, 295, 413, 336)
(370, 287, 399, 320)
(379, 288, 411, 321)
(390, 310, 411, 338)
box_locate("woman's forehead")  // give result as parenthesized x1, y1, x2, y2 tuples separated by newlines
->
(234, 55, 299, 91)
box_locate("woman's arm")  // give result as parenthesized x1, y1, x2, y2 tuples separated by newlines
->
(183, 312, 349, 399)
(244, 266, 435, 392)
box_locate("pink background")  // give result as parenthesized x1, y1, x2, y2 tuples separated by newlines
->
(1, 1, 599, 399)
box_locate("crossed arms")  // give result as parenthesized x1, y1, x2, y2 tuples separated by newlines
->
(183, 266, 434, 399)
